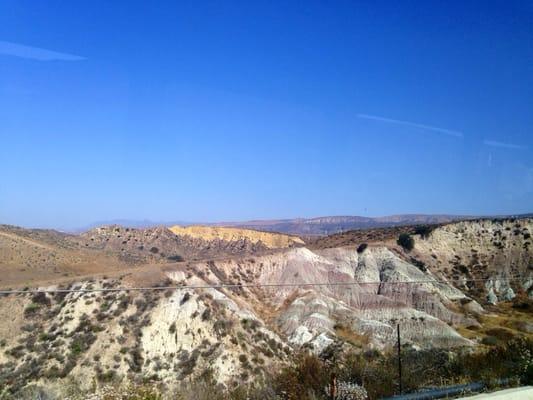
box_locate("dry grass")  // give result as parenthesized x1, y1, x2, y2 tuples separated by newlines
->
(334, 324, 370, 348)
(457, 301, 533, 344)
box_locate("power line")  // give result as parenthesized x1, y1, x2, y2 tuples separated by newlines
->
(0, 276, 527, 295)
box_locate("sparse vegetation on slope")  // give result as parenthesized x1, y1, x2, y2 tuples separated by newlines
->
(10, 338, 530, 400)
(0, 218, 531, 399)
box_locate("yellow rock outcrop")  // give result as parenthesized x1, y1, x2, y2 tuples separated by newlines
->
(168, 225, 304, 248)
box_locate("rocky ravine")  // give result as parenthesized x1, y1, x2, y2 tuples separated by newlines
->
(0, 219, 531, 397)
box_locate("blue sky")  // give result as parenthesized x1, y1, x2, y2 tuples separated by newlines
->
(1, 1, 532, 229)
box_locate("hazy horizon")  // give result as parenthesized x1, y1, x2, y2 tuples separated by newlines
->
(5, 211, 533, 232)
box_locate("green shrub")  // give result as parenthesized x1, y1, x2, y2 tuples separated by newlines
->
(169, 322, 176, 334)
(414, 225, 435, 239)
(99, 385, 162, 399)
(31, 292, 51, 306)
(70, 340, 84, 355)
(397, 233, 415, 251)
(24, 303, 40, 316)
(181, 292, 191, 305)
(201, 308, 211, 321)
(410, 257, 427, 272)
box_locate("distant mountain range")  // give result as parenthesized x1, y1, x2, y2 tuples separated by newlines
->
(72, 219, 190, 233)
(74, 213, 533, 236)
(210, 214, 473, 235)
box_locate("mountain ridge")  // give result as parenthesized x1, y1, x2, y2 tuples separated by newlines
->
(71, 213, 532, 236)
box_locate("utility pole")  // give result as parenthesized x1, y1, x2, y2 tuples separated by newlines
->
(397, 323, 402, 395)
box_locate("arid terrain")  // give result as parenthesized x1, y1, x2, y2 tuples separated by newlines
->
(0, 218, 532, 398)
(79, 214, 480, 236)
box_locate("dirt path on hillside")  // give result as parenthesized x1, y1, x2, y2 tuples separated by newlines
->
(0, 231, 55, 251)
(0, 261, 188, 291)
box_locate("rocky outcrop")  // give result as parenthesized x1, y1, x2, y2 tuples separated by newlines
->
(168, 225, 304, 248)
(0, 277, 289, 395)
(77, 225, 286, 263)
(412, 219, 532, 302)
(205, 245, 478, 350)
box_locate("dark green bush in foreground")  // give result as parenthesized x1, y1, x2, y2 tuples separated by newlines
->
(117, 338, 533, 400)
(250, 338, 532, 400)
(2, 338, 531, 400)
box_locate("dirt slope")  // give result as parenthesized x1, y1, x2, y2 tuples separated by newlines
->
(0, 225, 128, 288)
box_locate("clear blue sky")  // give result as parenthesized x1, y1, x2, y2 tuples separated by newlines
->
(1, 1, 532, 229)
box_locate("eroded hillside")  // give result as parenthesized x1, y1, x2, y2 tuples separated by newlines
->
(411, 219, 532, 302)
(78, 225, 303, 263)
(0, 224, 303, 288)
(0, 219, 532, 398)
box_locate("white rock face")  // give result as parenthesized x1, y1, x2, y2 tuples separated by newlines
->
(311, 332, 334, 352)
(141, 291, 205, 362)
(414, 219, 532, 298)
(502, 287, 516, 301)
(487, 288, 498, 305)
(463, 299, 485, 315)
(289, 325, 314, 346)
(210, 245, 479, 349)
